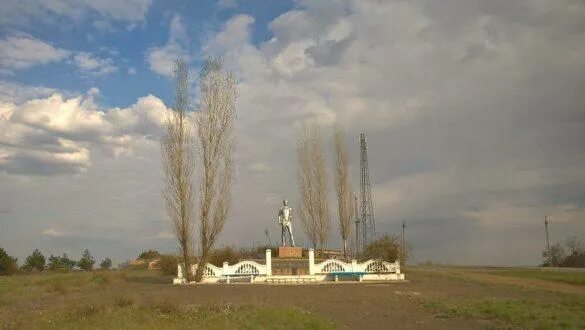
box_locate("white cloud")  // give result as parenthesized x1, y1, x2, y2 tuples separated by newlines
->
(146, 14, 189, 78)
(73, 52, 118, 76)
(42, 228, 67, 237)
(201, 1, 585, 265)
(0, 81, 59, 104)
(0, 0, 152, 27)
(0, 35, 70, 73)
(0, 88, 170, 175)
(147, 43, 187, 78)
(128, 67, 137, 75)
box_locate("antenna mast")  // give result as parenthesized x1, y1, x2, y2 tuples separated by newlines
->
(359, 133, 375, 252)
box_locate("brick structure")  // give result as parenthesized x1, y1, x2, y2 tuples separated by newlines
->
(278, 246, 302, 258)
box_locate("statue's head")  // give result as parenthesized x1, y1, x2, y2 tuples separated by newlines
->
(283, 199, 288, 206)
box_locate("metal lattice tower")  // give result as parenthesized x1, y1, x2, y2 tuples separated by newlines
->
(359, 133, 375, 252)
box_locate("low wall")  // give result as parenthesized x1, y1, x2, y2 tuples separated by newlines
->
(174, 248, 404, 284)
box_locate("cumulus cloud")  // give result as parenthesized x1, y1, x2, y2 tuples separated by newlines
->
(73, 52, 118, 76)
(146, 14, 189, 78)
(0, 0, 152, 28)
(1, 0, 584, 266)
(0, 80, 59, 104)
(204, 0, 585, 265)
(0, 35, 70, 73)
(0, 89, 170, 175)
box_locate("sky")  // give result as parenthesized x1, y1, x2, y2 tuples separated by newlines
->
(0, 0, 584, 267)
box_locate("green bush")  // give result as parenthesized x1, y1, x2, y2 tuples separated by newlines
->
(138, 250, 161, 260)
(0, 247, 18, 275)
(78, 249, 95, 271)
(100, 257, 112, 270)
(48, 254, 77, 271)
(23, 249, 45, 272)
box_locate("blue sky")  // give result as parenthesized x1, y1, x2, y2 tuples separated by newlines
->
(2, 0, 295, 107)
(1, 0, 584, 266)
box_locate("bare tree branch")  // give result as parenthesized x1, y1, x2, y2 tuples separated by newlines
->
(161, 59, 196, 282)
(297, 121, 330, 255)
(194, 57, 237, 282)
(333, 122, 353, 258)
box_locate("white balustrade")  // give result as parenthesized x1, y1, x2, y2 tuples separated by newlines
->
(175, 248, 404, 284)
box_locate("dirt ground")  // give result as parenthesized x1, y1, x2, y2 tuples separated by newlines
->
(3, 267, 583, 329)
(108, 270, 502, 329)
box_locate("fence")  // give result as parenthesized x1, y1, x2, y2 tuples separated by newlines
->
(174, 248, 403, 284)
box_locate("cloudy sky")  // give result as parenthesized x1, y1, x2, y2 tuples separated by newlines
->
(1, 0, 584, 266)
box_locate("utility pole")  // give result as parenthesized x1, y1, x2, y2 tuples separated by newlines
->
(544, 216, 551, 265)
(402, 221, 406, 267)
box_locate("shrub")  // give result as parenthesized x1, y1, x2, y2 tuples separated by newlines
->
(23, 249, 45, 272)
(48, 254, 76, 271)
(158, 254, 181, 275)
(138, 250, 161, 260)
(360, 234, 401, 262)
(208, 246, 239, 266)
(0, 247, 18, 275)
(100, 257, 112, 270)
(78, 249, 95, 271)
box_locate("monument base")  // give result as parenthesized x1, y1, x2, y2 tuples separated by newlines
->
(278, 246, 303, 258)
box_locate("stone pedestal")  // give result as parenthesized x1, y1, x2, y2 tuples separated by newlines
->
(278, 246, 302, 258)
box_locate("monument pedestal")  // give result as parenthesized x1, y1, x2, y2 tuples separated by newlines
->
(278, 246, 302, 258)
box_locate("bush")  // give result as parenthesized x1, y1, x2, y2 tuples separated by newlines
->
(360, 234, 401, 262)
(100, 257, 112, 270)
(138, 250, 161, 260)
(48, 254, 77, 271)
(78, 249, 95, 271)
(542, 237, 585, 268)
(158, 254, 180, 275)
(23, 249, 45, 272)
(208, 246, 240, 266)
(0, 247, 18, 275)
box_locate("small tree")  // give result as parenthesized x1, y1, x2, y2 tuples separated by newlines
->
(138, 250, 161, 260)
(360, 234, 401, 262)
(100, 257, 112, 270)
(24, 249, 45, 272)
(0, 248, 18, 275)
(78, 249, 95, 271)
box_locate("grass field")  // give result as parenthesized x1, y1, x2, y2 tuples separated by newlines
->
(1, 267, 584, 329)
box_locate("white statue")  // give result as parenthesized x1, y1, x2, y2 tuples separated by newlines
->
(277, 199, 295, 247)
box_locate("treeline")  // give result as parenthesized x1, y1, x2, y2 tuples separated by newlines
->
(542, 237, 585, 267)
(0, 247, 112, 275)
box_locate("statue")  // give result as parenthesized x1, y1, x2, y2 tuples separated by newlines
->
(277, 199, 295, 247)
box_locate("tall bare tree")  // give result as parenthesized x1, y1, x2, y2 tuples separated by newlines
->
(333, 122, 353, 257)
(162, 59, 196, 282)
(194, 57, 237, 282)
(297, 121, 330, 255)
